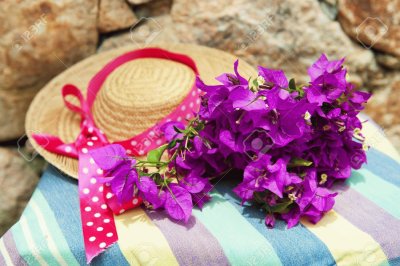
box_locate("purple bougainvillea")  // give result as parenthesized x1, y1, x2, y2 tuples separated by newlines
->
(91, 54, 370, 228)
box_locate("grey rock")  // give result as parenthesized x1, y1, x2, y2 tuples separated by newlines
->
(98, 0, 138, 33)
(0, 0, 98, 141)
(170, 0, 378, 88)
(338, 0, 400, 57)
(98, 15, 180, 52)
(0, 147, 41, 236)
(376, 53, 400, 70)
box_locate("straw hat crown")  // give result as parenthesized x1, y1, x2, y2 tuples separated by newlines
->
(92, 58, 195, 142)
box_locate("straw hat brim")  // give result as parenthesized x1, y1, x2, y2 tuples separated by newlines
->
(26, 43, 257, 179)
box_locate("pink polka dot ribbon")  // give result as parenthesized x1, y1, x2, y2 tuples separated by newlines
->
(32, 48, 200, 263)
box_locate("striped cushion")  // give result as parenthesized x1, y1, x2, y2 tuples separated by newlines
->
(1, 118, 400, 266)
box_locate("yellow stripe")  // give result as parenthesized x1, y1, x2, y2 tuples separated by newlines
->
(361, 117, 400, 162)
(114, 208, 179, 266)
(0, 239, 13, 266)
(302, 211, 388, 266)
(20, 216, 48, 266)
(30, 201, 71, 266)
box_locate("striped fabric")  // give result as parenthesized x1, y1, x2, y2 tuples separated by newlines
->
(1, 119, 400, 266)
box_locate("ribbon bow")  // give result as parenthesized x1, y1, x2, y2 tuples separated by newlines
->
(32, 48, 200, 263)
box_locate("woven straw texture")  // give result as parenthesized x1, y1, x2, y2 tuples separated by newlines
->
(26, 43, 256, 179)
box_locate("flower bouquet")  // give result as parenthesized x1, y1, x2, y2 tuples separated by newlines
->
(91, 54, 370, 228)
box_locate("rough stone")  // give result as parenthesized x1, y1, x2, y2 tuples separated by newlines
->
(365, 79, 400, 152)
(97, 0, 138, 33)
(0, 0, 98, 141)
(319, 0, 338, 20)
(133, 0, 172, 18)
(98, 15, 180, 52)
(0, 147, 41, 236)
(375, 53, 400, 70)
(338, 0, 400, 57)
(0, 85, 41, 141)
(127, 0, 153, 5)
(170, 0, 379, 88)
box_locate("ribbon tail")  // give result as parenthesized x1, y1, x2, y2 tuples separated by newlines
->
(85, 237, 118, 264)
(85, 238, 118, 264)
(78, 152, 119, 264)
(31, 133, 79, 158)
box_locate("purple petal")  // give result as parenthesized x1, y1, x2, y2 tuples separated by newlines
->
(109, 162, 138, 203)
(138, 176, 166, 209)
(179, 175, 207, 193)
(282, 208, 301, 229)
(196, 76, 222, 93)
(215, 60, 247, 86)
(233, 182, 256, 202)
(219, 129, 237, 155)
(263, 178, 284, 198)
(230, 87, 266, 111)
(258, 67, 289, 88)
(265, 214, 276, 228)
(164, 185, 193, 223)
(308, 54, 329, 81)
(161, 121, 184, 142)
(233, 59, 249, 85)
(89, 144, 127, 170)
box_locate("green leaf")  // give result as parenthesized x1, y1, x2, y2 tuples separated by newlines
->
(288, 157, 313, 167)
(167, 139, 177, 149)
(297, 88, 305, 98)
(194, 122, 205, 132)
(173, 126, 185, 133)
(147, 144, 168, 163)
(137, 170, 148, 176)
(289, 78, 296, 91)
(267, 200, 293, 214)
(252, 78, 259, 88)
(150, 172, 162, 183)
(299, 172, 307, 178)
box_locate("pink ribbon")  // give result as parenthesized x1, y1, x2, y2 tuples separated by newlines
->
(32, 48, 200, 263)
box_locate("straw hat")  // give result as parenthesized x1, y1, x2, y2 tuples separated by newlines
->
(26, 43, 256, 179)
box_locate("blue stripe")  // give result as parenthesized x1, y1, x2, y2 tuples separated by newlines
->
(389, 256, 400, 266)
(23, 204, 60, 264)
(32, 190, 80, 264)
(347, 170, 400, 219)
(365, 148, 400, 187)
(38, 166, 129, 266)
(215, 180, 336, 266)
(10, 216, 40, 265)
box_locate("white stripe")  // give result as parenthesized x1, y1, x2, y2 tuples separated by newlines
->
(19, 216, 48, 266)
(0, 239, 13, 266)
(30, 201, 69, 266)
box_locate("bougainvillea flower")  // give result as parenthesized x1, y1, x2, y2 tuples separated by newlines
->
(90, 144, 138, 203)
(161, 121, 185, 142)
(258, 67, 289, 88)
(153, 53, 370, 228)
